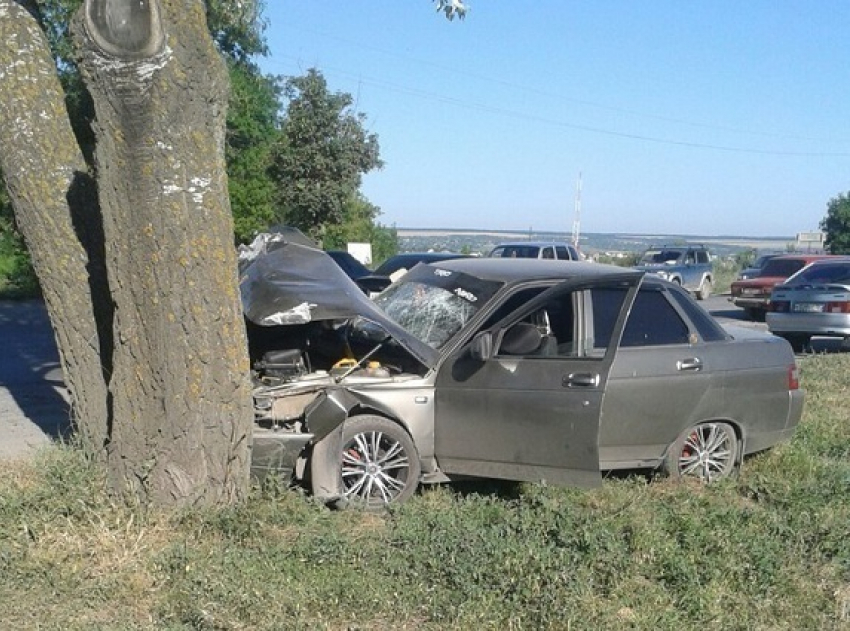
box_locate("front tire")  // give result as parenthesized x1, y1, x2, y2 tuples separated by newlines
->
(310, 414, 420, 510)
(696, 277, 712, 300)
(663, 422, 738, 482)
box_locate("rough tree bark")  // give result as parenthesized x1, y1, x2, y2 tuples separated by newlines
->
(0, 0, 110, 451)
(0, 0, 253, 507)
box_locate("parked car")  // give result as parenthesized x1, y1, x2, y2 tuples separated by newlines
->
(488, 241, 580, 261)
(357, 252, 470, 294)
(242, 252, 803, 509)
(738, 253, 783, 280)
(729, 254, 834, 320)
(326, 250, 372, 281)
(634, 244, 714, 299)
(766, 257, 850, 351)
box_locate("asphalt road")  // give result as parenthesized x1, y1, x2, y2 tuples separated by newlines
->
(0, 300, 70, 460)
(0, 293, 844, 462)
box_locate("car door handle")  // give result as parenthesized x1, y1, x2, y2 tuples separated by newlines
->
(563, 373, 600, 388)
(677, 357, 703, 372)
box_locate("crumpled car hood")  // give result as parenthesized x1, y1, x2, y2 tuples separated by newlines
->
(238, 234, 440, 369)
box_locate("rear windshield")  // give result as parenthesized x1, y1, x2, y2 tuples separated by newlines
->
(760, 259, 808, 278)
(787, 262, 850, 286)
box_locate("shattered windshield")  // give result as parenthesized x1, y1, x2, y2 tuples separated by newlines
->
(372, 264, 502, 350)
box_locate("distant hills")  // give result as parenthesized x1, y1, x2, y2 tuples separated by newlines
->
(396, 228, 799, 258)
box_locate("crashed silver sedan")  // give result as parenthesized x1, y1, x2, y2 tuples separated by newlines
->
(241, 238, 804, 509)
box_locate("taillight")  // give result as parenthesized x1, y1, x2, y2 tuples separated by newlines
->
(770, 300, 790, 312)
(787, 364, 800, 391)
(825, 301, 850, 313)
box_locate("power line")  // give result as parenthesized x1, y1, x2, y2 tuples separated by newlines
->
(272, 28, 850, 146)
(267, 55, 850, 158)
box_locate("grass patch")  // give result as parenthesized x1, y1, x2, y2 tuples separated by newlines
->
(2, 355, 849, 629)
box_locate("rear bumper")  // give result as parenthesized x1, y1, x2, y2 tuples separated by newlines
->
(731, 296, 769, 309)
(766, 312, 850, 337)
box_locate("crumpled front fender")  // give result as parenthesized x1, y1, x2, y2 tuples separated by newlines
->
(304, 386, 360, 440)
(250, 386, 359, 483)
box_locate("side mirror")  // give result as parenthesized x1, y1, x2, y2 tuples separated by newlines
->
(500, 322, 543, 355)
(469, 331, 494, 361)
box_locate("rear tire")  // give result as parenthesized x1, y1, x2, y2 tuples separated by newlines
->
(663, 422, 738, 482)
(696, 278, 712, 300)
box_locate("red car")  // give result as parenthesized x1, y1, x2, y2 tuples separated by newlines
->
(730, 254, 834, 320)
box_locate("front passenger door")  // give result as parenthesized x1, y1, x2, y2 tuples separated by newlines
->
(433, 274, 641, 487)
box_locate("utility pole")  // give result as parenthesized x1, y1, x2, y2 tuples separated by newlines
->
(571, 172, 582, 251)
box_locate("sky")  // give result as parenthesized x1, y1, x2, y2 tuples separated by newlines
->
(258, 2, 850, 238)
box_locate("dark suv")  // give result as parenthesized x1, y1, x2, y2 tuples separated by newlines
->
(635, 245, 714, 299)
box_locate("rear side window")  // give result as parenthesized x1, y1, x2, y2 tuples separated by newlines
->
(668, 288, 728, 342)
(621, 289, 690, 347)
(541, 247, 555, 259)
(555, 245, 569, 260)
(761, 259, 806, 277)
(696, 250, 710, 264)
(590, 287, 626, 350)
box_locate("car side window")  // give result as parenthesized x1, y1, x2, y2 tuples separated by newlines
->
(590, 287, 627, 351)
(497, 293, 576, 357)
(621, 289, 690, 347)
(555, 245, 569, 260)
(696, 250, 709, 264)
(668, 287, 728, 342)
(541, 247, 555, 259)
(495, 285, 629, 358)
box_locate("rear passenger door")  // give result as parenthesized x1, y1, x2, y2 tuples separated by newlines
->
(599, 284, 718, 467)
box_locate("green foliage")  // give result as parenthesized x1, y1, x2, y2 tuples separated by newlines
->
(0, 186, 39, 298)
(2, 354, 849, 629)
(226, 61, 283, 243)
(205, 0, 268, 61)
(734, 248, 756, 268)
(273, 68, 383, 239)
(820, 191, 850, 254)
(322, 193, 398, 262)
(4, 5, 389, 260)
(711, 256, 739, 294)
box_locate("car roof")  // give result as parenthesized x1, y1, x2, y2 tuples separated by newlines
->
(374, 252, 468, 275)
(795, 256, 850, 265)
(493, 241, 572, 247)
(385, 251, 464, 260)
(425, 257, 641, 284)
(769, 254, 835, 262)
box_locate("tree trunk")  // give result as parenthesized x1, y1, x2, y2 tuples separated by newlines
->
(73, 0, 253, 505)
(0, 0, 253, 507)
(0, 0, 111, 451)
